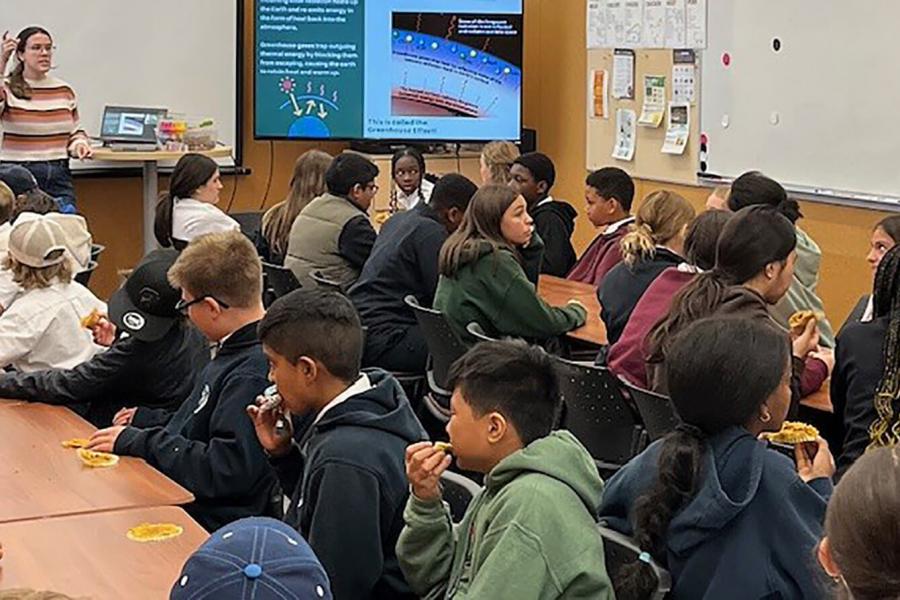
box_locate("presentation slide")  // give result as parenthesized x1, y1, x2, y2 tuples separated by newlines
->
(254, 0, 523, 141)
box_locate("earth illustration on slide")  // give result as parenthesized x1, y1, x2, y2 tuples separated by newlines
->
(278, 77, 339, 137)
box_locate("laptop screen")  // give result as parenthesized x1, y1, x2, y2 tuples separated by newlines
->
(100, 106, 167, 143)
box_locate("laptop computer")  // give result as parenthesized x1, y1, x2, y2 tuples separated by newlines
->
(100, 106, 167, 151)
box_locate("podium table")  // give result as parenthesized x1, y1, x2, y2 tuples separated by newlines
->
(92, 146, 233, 252)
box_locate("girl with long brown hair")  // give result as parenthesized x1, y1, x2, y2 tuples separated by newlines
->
(433, 184, 586, 343)
(260, 149, 331, 264)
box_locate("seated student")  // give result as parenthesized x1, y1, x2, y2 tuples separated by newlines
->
(0, 181, 13, 252)
(259, 149, 332, 265)
(88, 231, 278, 531)
(705, 185, 730, 211)
(171, 516, 333, 600)
(599, 318, 835, 600)
(350, 174, 478, 373)
(567, 167, 636, 286)
(479, 140, 519, 185)
(645, 207, 827, 406)
(728, 171, 836, 347)
(390, 146, 435, 212)
(608, 209, 731, 388)
(154, 153, 239, 249)
(0, 163, 39, 201)
(0, 249, 209, 427)
(285, 152, 379, 289)
(509, 152, 577, 277)
(0, 214, 105, 372)
(599, 190, 696, 345)
(433, 184, 586, 344)
(831, 245, 900, 477)
(246, 289, 426, 600)
(397, 339, 615, 599)
(843, 214, 900, 326)
(817, 446, 900, 599)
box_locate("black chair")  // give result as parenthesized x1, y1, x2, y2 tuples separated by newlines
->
(90, 244, 105, 261)
(554, 357, 645, 476)
(74, 260, 98, 286)
(599, 525, 672, 600)
(310, 271, 345, 294)
(232, 211, 263, 242)
(262, 261, 301, 307)
(466, 322, 498, 344)
(619, 378, 680, 442)
(440, 470, 482, 523)
(405, 295, 468, 423)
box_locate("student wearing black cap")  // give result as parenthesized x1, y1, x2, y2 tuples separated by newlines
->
(0, 248, 209, 426)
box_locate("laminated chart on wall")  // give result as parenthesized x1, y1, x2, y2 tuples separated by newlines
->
(589, 69, 610, 118)
(612, 49, 635, 98)
(638, 75, 666, 127)
(662, 101, 690, 154)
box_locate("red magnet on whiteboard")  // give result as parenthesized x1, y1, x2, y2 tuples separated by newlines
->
(722, 53, 731, 67)
(700, 133, 708, 145)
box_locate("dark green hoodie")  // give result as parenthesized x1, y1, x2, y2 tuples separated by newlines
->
(433, 242, 587, 344)
(397, 431, 615, 599)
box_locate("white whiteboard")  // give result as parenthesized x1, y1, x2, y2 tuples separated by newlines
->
(2, 0, 239, 170)
(701, 1, 900, 202)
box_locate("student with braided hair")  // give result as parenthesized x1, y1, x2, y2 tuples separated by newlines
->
(599, 317, 835, 600)
(831, 244, 900, 477)
(389, 146, 435, 212)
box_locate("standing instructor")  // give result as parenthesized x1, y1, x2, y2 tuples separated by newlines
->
(0, 26, 91, 211)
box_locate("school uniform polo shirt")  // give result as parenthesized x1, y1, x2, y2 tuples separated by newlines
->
(0, 281, 106, 372)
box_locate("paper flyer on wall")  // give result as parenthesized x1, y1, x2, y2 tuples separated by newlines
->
(612, 49, 635, 99)
(622, 0, 644, 47)
(587, 1, 608, 48)
(613, 108, 637, 161)
(605, 1, 625, 47)
(686, 0, 707, 49)
(589, 69, 610, 119)
(638, 75, 666, 127)
(672, 49, 696, 104)
(642, 0, 665, 47)
(664, 0, 686, 48)
(661, 102, 690, 154)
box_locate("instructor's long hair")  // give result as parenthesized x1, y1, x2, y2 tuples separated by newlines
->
(7, 27, 51, 100)
(867, 245, 900, 448)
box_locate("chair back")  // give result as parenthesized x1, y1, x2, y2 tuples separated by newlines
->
(440, 470, 482, 523)
(311, 270, 345, 294)
(405, 295, 467, 397)
(262, 261, 301, 299)
(466, 322, 498, 344)
(620, 379, 680, 442)
(74, 260, 99, 286)
(231, 211, 263, 241)
(555, 358, 645, 467)
(599, 525, 672, 600)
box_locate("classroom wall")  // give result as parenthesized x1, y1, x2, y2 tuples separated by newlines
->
(75, 0, 888, 327)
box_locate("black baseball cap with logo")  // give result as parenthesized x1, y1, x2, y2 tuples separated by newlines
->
(108, 249, 182, 342)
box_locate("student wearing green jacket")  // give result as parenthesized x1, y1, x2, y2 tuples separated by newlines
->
(397, 339, 615, 600)
(433, 184, 586, 344)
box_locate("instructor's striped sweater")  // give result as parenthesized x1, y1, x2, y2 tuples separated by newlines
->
(0, 76, 89, 162)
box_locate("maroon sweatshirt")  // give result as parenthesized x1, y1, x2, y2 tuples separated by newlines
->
(566, 218, 634, 286)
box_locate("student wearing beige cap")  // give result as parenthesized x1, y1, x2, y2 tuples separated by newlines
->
(0, 214, 104, 371)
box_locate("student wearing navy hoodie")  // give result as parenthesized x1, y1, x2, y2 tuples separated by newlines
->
(599, 317, 835, 600)
(509, 152, 577, 277)
(247, 288, 426, 600)
(88, 232, 278, 532)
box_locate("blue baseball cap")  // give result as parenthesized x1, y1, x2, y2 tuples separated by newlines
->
(170, 517, 332, 600)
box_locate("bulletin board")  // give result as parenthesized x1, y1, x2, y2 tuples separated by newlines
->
(586, 48, 700, 184)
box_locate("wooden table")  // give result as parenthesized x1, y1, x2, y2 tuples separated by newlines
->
(0, 506, 207, 598)
(538, 275, 607, 345)
(91, 146, 233, 253)
(0, 403, 193, 523)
